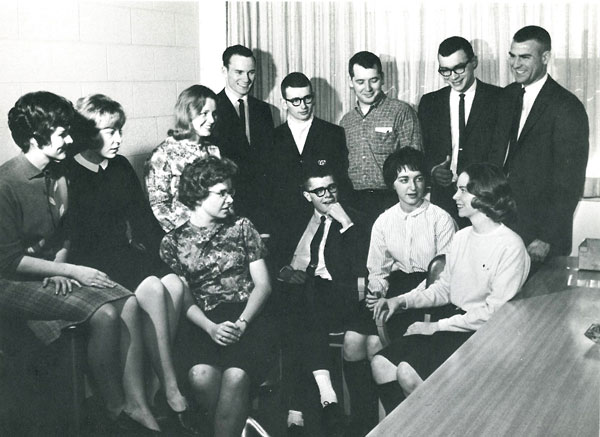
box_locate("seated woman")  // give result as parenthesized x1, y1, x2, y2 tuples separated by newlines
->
(160, 156, 276, 437)
(372, 163, 531, 414)
(0, 91, 160, 433)
(66, 94, 196, 434)
(342, 147, 455, 434)
(145, 85, 221, 232)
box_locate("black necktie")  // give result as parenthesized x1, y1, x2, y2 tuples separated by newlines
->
(306, 216, 326, 277)
(458, 93, 466, 146)
(238, 98, 246, 132)
(504, 87, 525, 173)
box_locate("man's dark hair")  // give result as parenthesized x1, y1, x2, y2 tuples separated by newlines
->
(464, 163, 516, 223)
(222, 44, 255, 67)
(302, 164, 336, 191)
(280, 72, 312, 99)
(438, 36, 475, 59)
(382, 147, 428, 189)
(513, 25, 552, 52)
(8, 91, 75, 152)
(348, 51, 383, 78)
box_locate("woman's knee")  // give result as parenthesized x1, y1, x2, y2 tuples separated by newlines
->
(396, 362, 418, 387)
(89, 303, 119, 331)
(188, 364, 221, 391)
(366, 335, 383, 360)
(161, 274, 184, 301)
(343, 331, 367, 360)
(135, 276, 166, 305)
(221, 367, 250, 391)
(370, 354, 396, 383)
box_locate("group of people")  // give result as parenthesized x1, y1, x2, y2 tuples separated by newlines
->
(0, 23, 589, 437)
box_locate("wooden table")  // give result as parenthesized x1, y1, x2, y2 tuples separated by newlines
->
(368, 257, 600, 437)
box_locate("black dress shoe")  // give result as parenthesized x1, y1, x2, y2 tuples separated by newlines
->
(287, 423, 307, 437)
(168, 407, 201, 436)
(111, 411, 161, 435)
(322, 402, 346, 437)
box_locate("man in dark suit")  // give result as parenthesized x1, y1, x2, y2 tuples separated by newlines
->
(268, 72, 350, 241)
(419, 36, 502, 227)
(213, 44, 275, 233)
(490, 25, 589, 266)
(275, 166, 367, 437)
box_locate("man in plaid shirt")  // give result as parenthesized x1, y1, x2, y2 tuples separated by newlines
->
(340, 51, 422, 227)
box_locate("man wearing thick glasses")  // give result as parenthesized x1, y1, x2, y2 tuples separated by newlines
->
(274, 165, 368, 437)
(268, 72, 350, 244)
(418, 36, 502, 228)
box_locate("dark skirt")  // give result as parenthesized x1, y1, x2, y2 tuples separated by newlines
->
(377, 305, 472, 379)
(175, 302, 278, 388)
(0, 278, 132, 345)
(346, 270, 427, 338)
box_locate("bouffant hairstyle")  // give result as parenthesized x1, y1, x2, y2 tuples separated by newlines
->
(348, 51, 383, 78)
(74, 94, 126, 150)
(280, 72, 313, 99)
(169, 85, 217, 141)
(438, 36, 475, 59)
(178, 156, 238, 208)
(382, 147, 428, 189)
(463, 163, 516, 223)
(8, 91, 75, 152)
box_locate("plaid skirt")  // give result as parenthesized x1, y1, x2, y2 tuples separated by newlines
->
(0, 278, 132, 345)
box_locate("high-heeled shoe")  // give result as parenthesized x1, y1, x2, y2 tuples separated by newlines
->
(112, 411, 162, 436)
(167, 406, 201, 436)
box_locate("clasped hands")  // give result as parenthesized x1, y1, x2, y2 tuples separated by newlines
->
(370, 294, 439, 336)
(210, 320, 247, 346)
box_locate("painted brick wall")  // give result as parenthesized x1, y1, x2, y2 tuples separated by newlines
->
(0, 0, 199, 176)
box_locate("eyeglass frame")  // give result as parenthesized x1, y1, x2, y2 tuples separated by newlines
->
(284, 94, 314, 107)
(437, 58, 473, 77)
(305, 183, 338, 197)
(208, 188, 236, 198)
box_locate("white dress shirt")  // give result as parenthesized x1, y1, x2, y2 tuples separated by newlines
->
(225, 87, 250, 142)
(287, 116, 314, 155)
(449, 80, 477, 179)
(518, 73, 548, 138)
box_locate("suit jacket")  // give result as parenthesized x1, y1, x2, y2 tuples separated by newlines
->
(418, 79, 502, 223)
(267, 117, 350, 235)
(213, 90, 275, 232)
(489, 76, 589, 255)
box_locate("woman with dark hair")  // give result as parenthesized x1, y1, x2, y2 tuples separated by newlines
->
(0, 91, 161, 433)
(342, 147, 455, 433)
(160, 156, 276, 437)
(371, 162, 530, 415)
(67, 94, 197, 434)
(145, 85, 221, 232)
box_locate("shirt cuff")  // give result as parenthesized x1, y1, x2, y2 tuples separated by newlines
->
(339, 222, 354, 233)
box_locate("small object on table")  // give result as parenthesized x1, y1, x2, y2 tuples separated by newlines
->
(584, 323, 600, 344)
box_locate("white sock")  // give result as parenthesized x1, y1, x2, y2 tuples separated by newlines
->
(287, 410, 304, 427)
(312, 369, 338, 406)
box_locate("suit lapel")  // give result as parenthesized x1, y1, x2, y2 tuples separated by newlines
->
(464, 80, 484, 138)
(281, 122, 301, 157)
(518, 77, 554, 143)
(302, 118, 320, 157)
(440, 88, 452, 147)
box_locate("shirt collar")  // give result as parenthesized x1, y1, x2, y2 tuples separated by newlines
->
(224, 87, 248, 107)
(394, 198, 430, 218)
(354, 93, 386, 117)
(19, 153, 47, 180)
(74, 153, 109, 172)
(450, 78, 477, 97)
(287, 115, 314, 129)
(312, 209, 331, 222)
(523, 73, 548, 95)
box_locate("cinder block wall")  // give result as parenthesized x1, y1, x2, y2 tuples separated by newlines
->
(0, 0, 199, 176)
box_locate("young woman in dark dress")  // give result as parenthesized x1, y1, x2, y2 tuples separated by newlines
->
(160, 156, 277, 437)
(0, 91, 160, 433)
(67, 94, 196, 434)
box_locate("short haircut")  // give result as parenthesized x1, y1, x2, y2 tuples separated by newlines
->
(222, 44, 255, 67)
(302, 164, 336, 191)
(178, 156, 238, 208)
(463, 163, 516, 223)
(382, 147, 428, 189)
(169, 85, 217, 141)
(76, 94, 126, 130)
(8, 91, 75, 152)
(513, 25, 552, 52)
(348, 51, 383, 78)
(438, 36, 475, 59)
(280, 72, 313, 99)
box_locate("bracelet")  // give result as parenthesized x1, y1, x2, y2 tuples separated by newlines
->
(237, 316, 249, 325)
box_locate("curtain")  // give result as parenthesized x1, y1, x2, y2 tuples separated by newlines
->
(226, 1, 600, 197)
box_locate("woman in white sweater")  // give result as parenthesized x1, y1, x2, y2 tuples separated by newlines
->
(371, 163, 530, 414)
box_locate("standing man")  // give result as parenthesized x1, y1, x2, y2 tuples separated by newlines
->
(213, 44, 275, 233)
(268, 72, 350, 245)
(340, 51, 422, 227)
(491, 25, 589, 267)
(419, 37, 502, 228)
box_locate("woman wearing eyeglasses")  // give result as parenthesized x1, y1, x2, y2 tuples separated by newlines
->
(342, 147, 456, 433)
(145, 85, 221, 232)
(160, 156, 276, 437)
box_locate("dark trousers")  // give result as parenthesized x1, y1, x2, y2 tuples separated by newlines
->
(280, 277, 354, 411)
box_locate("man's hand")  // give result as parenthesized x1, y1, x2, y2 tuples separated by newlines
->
(431, 155, 453, 187)
(527, 239, 551, 263)
(326, 203, 353, 229)
(278, 265, 309, 284)
(404, 321, 439, 336)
